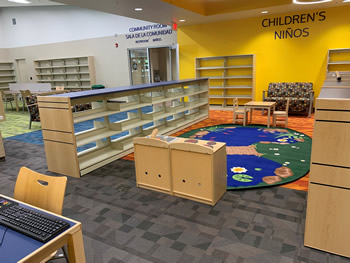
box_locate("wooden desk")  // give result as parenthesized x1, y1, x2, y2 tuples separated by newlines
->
(0, 195, 85, 263)
(243, 101, 276, 128)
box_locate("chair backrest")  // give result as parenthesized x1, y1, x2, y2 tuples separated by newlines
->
(55, 86, 65, 91)
(20, 90, 31, 99)
(285, 98, 290, 113)
(14, 167, 67, 215)
(233, 98, 239, 111)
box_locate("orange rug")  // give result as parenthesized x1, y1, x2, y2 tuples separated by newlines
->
(124, 110, 314, 192)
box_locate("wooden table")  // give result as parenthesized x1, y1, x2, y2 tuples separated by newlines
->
(0, 194, 85, 263)
(4, 90, 66, 112)
(243, 101, 276, 128)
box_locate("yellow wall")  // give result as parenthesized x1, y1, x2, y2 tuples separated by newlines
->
(178, 5, 350, 102)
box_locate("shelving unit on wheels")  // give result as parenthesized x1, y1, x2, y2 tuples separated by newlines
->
(37, 78, 209, 178)
(34, 56, 96, 91)
(0, 62, 16, 90)
(195, 54, 255, 110)
(323, 48, 350, 88)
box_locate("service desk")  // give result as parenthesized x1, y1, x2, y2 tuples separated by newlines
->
(0, 195, 85, 263)
(38, 78, 209, 178)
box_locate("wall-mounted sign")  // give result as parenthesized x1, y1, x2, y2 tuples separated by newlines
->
(125, 23, 173, 44)
(262, 11, 326, 40)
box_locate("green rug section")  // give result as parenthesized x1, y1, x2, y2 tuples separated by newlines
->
(179, 125, 312, 189)
(0, 110, 41, 138)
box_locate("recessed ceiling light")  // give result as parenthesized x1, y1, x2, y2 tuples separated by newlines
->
(343, 0, 350, 2)
(261, 11, 269, 14)
(179, 19, 186, 22)
(134, 7, 143, 11)
(293, 0, 332, 4)
(8, 0, 31, 3)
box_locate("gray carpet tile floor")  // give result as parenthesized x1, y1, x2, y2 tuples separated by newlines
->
(0, 139, 349, 263)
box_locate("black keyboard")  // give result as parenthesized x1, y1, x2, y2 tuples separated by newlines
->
(0, 203, 70, 243)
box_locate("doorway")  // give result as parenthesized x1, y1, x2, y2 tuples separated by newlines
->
(15, 59, 28, 83)
(129, 46, 178, 85)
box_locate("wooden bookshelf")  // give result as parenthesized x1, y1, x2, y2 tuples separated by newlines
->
(0, 62, 16, 90)
(34, 56, 96, 90)
(195, 54, 255, 109)
(38, 78, 209, 178)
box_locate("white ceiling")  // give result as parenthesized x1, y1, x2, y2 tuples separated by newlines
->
(50, 0, 350, 25)
(0, 0, 349, 26)
(0, 0, 62, 7)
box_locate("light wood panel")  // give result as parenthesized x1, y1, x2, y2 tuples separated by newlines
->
(305, 184, 350, 258)
(311, 121, 350, 167)
(0, 132, 5, 159)
(172, 149, 212, 201)
(315, 110, 350, 122)
(134, 144, 171, 194)
(44, 140, 80, 178)
(40, 108, 74, 133)
(310, 164, 350, 189)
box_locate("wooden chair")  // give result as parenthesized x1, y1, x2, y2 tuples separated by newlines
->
(233, 98, 248, 124)
(14, 167, 68, 262)
(0, 90, 14, 112)
(20, 90, 32, 113)
(273, 98, 290, 127)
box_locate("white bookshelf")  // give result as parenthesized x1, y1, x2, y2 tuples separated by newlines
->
(34, 56, 96, 90)
(38, 78, 209, 178)
(0, 62, 16, 90)
(195, 54, 255, 109)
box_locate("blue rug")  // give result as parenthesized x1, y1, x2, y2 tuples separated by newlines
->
(179, 125, 312, 190)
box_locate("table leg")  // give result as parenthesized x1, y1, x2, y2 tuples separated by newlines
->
(249, 108, 252, 124)
(267, 107, 271, 128)
(15, 94, 19, 112)
(67, 228, 86, 263)
(243, 106, 246, 126)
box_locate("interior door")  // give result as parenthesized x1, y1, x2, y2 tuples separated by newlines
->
(15, 59, 28, 83)
(129, 49, 150, 85)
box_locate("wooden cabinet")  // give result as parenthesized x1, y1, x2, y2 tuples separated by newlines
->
(134, 138, 172, 194)
(0, 62, 16, 90)
(34, 56, 96, 90)
(134, 136, 226, 206)
(305, 94, 350, 258)
(38, 78, 209, 178)
(195, 54, 255, 109)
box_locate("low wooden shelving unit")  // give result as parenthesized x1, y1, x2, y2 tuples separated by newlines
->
(195, 54, 255, 109)
(34, 56, 96, 90)
(38, 78, 209, 178)
(0, 62, 16, 90)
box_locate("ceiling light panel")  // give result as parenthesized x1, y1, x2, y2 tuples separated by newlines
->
(293, 0, 332, 4)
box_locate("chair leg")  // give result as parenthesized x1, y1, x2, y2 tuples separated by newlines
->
(233, 112, 236, 124)
(285, 116, 288, 127)
(29, 116, 32, 129)
(273, 115, 276, 127)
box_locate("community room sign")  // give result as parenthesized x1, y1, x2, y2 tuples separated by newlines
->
(125, 24, 173, 44)
(262, 11, 326, 40)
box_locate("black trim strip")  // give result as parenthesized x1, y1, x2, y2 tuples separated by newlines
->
(312, 162, 350, 170)
(43, 139, 74, 145)
(315, 120, 350, 123)
(317, 109, 350, 112)
(310, 182, 350, 191)
(42, 129, 73, 134)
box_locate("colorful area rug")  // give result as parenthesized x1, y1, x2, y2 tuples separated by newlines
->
(179, 125, 312, 190)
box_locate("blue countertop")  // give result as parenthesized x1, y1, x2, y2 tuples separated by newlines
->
(48, 78, 208, 100)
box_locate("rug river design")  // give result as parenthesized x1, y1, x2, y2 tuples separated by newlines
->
(179, 125, 312, 190)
